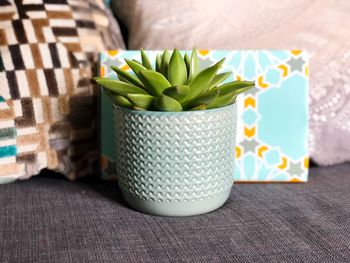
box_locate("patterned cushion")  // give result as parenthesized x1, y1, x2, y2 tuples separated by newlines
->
(0, 0, 125, 183)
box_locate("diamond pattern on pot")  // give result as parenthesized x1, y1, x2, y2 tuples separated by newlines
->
(114, 105, 237, 202)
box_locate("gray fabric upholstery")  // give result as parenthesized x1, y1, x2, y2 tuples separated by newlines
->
(1, 164, 350, 263)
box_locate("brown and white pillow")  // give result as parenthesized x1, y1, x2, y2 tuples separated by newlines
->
(0, 0, 125, 183)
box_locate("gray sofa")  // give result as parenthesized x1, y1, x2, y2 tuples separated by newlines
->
(1, 164, 349, 262)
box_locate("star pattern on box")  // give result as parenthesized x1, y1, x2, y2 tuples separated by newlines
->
(100, 50, 309, 182)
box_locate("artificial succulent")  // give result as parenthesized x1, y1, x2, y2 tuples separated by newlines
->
(94, 49, 255, 111)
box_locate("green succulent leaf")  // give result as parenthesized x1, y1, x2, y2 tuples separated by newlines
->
(156, 54, 161, 72)
(110, 66, 144, 88)
(232, 85, 255, 96)
(163, 85, 189, 102)
(189, 48, 199, 80)
(114, 95, 132, 108)
(160, 49, 171, 77)
(124, 58, 147, 77)
(138, 69, 172, 96)
(218, 80, 255, 96)
(132, 59, 144, 66)
(111, 94, 133, 108)
(132, 106, 146, 111)
(184, 53, 191, 81)
(94, 77, 148, 95)
(207, 92, 237, 109)
(182, 89, 220, 109)
(208, 72, 232, 90)
(168, 49, 187, 86)
(185, 58, 225, 101)
(103, 89, 130, 106)
(127, 94, 155, 110)
(95, 49, 255, 112)
(116, 74, 130, 84)
(154, 94, 183, 112)
(140, 49, 153, 70)
(190, 104, 207, 111)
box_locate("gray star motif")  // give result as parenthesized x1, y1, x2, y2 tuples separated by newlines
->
(239, 139, 259, 154)
(286, 57, 305, 73)
(246, 86, 260, 96)
(105, 57, 124, 68)
(287, 161, 305, 177)
(198, 57, 216, 71)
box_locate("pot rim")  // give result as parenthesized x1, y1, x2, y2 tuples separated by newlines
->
(113, 103, 236, 116)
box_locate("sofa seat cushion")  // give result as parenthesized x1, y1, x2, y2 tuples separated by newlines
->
(1, 164, 349, 262)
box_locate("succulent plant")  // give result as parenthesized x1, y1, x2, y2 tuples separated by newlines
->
(94, 49, 255, 111)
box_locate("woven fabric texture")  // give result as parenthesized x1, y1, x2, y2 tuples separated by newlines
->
(0, 0, 125, 183)
(0, 164, 349, 262)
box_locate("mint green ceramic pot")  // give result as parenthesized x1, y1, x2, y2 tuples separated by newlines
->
(114, 103, 237, 216)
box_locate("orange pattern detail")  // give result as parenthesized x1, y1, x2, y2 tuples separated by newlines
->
(257, 145, 268, 158)
(244, 126, 255, 138)
(121, 64, 131, 71)
(258, 75, 269, 88)
(289, 177, 302, 183)
(235, 146, 242, 159)
(304, 157, 309, 169)
(278, 157, 288, 169)
(291, 50, 302, 56)
(278, 64, 288, 77)
(108, 50, 119, 57)
(198, 50, 209, 56)
(100, 66, 105, 77)
(244, 97, 256, 108)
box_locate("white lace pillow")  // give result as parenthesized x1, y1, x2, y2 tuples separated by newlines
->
(113, 0, 350, 165)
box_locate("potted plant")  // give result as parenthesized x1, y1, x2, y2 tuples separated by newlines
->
(95, 49, 254, 216)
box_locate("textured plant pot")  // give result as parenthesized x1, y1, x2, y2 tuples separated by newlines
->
(114, 103, 237, 216)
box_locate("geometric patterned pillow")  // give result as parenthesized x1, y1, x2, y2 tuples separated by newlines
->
(0, 0, 125, 183)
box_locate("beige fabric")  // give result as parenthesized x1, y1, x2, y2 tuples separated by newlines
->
(113, 0, 350, 165)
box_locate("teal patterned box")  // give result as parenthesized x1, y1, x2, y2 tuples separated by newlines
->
(100, 50, 309, 182)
